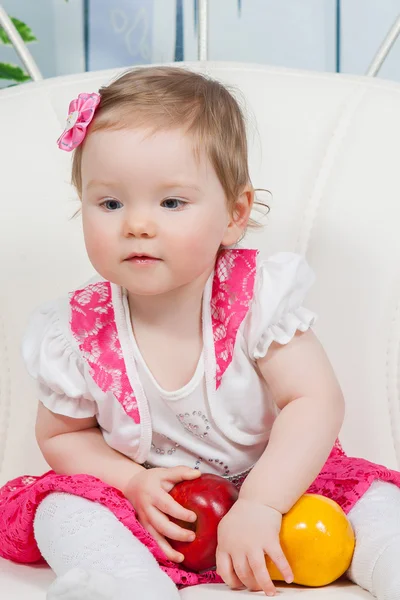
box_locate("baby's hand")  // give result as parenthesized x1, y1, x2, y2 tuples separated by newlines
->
(125, 466, 201, 563)
(216, 498, 293, 596)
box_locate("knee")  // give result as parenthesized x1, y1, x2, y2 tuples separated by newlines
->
(35, 493, 80, 524)
(34, 493, 95, 541)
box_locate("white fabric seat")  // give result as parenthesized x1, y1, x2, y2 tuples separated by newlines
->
(0, 562, 372, 598)
(2, 61, 400, 598)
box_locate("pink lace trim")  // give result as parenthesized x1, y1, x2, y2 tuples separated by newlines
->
(212, 249, 258, 388)
(70, 282, 140, 423)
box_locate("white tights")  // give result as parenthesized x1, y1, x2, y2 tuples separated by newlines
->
(34, 481, 400, 599)
(33, 492, 180, 600)
(347, 480, 400, 599)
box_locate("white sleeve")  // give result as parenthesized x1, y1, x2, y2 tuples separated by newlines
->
(246, 253, 317, 360)
(22, 302, 97, 418)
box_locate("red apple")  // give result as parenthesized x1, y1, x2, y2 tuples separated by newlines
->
(168, 473, 239, 572)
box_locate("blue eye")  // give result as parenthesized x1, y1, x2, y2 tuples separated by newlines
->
(101, 199, 123, 211)
(161, 198, 186, 210)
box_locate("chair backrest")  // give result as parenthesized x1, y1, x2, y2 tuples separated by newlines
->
(1, 62, 400, 485)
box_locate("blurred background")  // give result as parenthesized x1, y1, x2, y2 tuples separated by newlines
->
(1, 0, 400, 87)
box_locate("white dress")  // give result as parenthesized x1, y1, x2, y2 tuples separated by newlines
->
(22, 250, 316, 484)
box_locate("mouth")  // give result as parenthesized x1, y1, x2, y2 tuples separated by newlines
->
(124, 253, 161, 264)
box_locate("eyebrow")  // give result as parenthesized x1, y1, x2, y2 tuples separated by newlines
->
(85, 180, 202, 192)
(85, 180, 116, 190)
(163, 182, 201, 192)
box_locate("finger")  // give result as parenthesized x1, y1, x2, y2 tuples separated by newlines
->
(155, 491, 197, 523)
(147, 505, 196, 542)
(143, 520, 185, 564)
(216, 550, 244, 590)
(163, 466, 202, 486)
(232, 554, 261, 592)
(267, 543, 294, 585)
(248, 551, 276, 595)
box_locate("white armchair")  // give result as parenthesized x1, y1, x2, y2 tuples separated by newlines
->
(1, 61, 399, 598)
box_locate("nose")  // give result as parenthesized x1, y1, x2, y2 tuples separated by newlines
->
(122, 207, 156, 238)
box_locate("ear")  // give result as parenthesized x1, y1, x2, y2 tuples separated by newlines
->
(221, 187, 254, 247)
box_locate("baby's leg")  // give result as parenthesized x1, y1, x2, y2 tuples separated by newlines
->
(347, 480, 400, 600)
(34, 492, 180, 600)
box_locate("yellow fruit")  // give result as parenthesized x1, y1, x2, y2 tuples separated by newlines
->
(265, 494, 355, 587)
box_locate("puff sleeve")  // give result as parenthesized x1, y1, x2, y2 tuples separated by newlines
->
(22, 302, 97, 418)
(246, 253, 317, 360)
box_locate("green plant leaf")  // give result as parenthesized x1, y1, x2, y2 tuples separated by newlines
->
(0, 62, 30, 82)
(0, 18, 36, 45)
(0, 27, 10, 44)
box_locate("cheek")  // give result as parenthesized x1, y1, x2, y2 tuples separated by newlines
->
(166, 210, 227, 261)
(177, 221, 220, 246)
(82, 211, 113, 265)
(180, 207, 227, 243)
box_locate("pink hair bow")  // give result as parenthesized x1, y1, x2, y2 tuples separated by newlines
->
(57, 92, 101, 152)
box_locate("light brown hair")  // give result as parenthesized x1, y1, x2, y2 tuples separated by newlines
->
(72, 66, 267, 227)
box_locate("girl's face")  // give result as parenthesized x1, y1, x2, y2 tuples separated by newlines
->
(80, 126, 251, 296)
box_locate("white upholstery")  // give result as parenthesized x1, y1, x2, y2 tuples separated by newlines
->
(1, 61, 400, 598)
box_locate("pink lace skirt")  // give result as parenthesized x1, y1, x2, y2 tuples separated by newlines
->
(1, 445, 400, 588)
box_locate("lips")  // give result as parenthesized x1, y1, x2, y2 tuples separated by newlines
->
(124, 253, 161, 264)
(126, 252, 157, 260)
